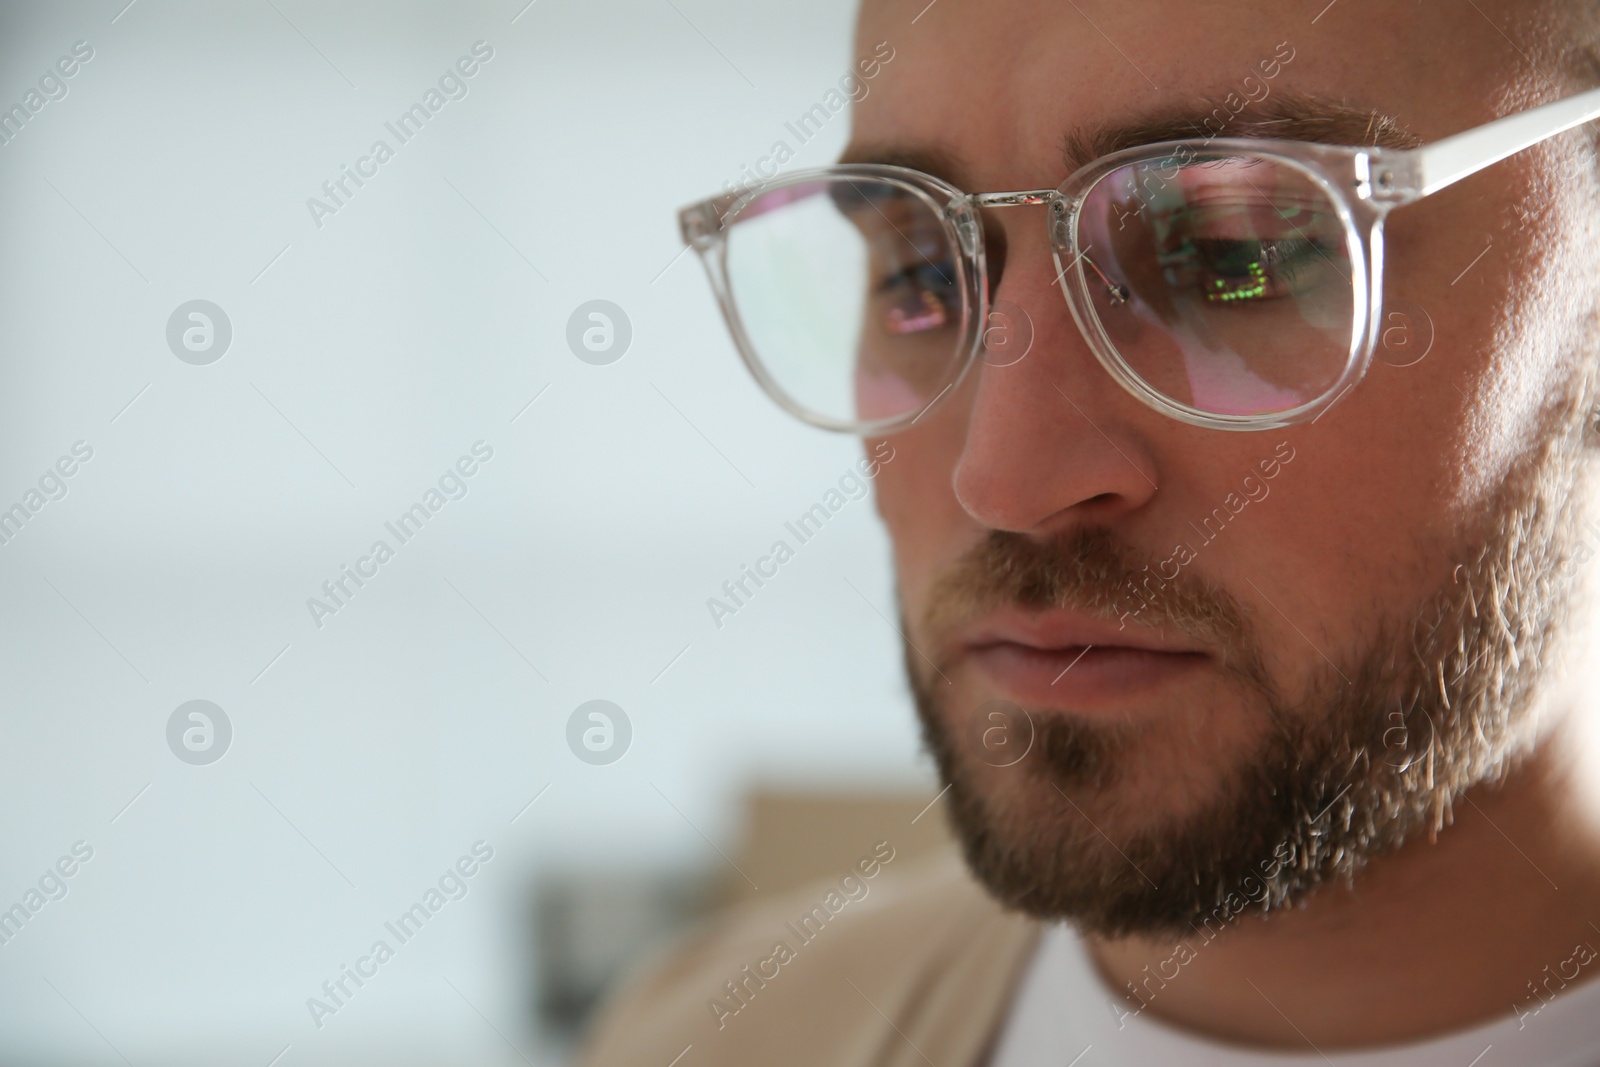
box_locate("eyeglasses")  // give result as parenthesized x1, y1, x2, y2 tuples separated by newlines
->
(678, 88, 1600, 434)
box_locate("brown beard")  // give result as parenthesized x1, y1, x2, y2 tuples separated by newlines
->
(904, 395, 1595, 938)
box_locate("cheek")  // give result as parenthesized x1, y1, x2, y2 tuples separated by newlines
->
(1454, 214, 1589, 502)
(873, 448, 940, 582)
(1259, 174, 1571, 641)
(1376, 148, 1588, 519)
(870, 423, 977, 629)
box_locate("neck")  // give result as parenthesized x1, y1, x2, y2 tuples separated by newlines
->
(1088, 700, 1600, 1050)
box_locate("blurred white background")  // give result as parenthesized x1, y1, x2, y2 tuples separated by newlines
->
(0, 1, 940, 1063)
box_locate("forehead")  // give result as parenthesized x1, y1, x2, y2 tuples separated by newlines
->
(849, 0, 1548, 190)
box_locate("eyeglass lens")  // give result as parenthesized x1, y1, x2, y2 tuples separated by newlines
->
(724, 177, 970, 428)
(1073, 153, 1356, 418)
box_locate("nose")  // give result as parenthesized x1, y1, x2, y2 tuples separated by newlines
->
(951, 210, 1160, 536)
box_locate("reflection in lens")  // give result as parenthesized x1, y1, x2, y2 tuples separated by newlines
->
(1075, 154, 1356, 418)
(722, 178, 968, 428)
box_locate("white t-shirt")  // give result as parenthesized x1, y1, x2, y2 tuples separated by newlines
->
(989, 923, 1600, 1067)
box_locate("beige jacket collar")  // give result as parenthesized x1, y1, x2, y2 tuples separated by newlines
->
(579, 849, 1041, 1067)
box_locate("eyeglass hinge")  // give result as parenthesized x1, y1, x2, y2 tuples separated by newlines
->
(680, 201, 729, 250)
(944, 198, 983, 257)
(1353, 150, 1422, 207)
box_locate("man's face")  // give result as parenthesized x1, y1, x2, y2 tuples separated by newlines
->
(851, 0, 1600, 933)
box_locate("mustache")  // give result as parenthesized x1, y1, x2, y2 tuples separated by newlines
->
(919, 527, 1258, 667)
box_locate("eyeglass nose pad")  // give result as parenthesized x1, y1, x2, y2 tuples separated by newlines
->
(1047, 198, 1131, 306)
(946, 198, 983, 258)
(1048, 198, 1071, 250)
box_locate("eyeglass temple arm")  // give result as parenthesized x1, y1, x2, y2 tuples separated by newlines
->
(1408, 86, 1600, 199)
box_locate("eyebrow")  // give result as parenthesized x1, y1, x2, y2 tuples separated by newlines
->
(839, 93, 1424, 190)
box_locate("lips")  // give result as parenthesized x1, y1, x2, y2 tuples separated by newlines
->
(959, 610, 1210, 711)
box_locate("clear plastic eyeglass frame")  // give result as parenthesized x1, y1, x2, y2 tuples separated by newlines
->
(679, 87, 1600, 434)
